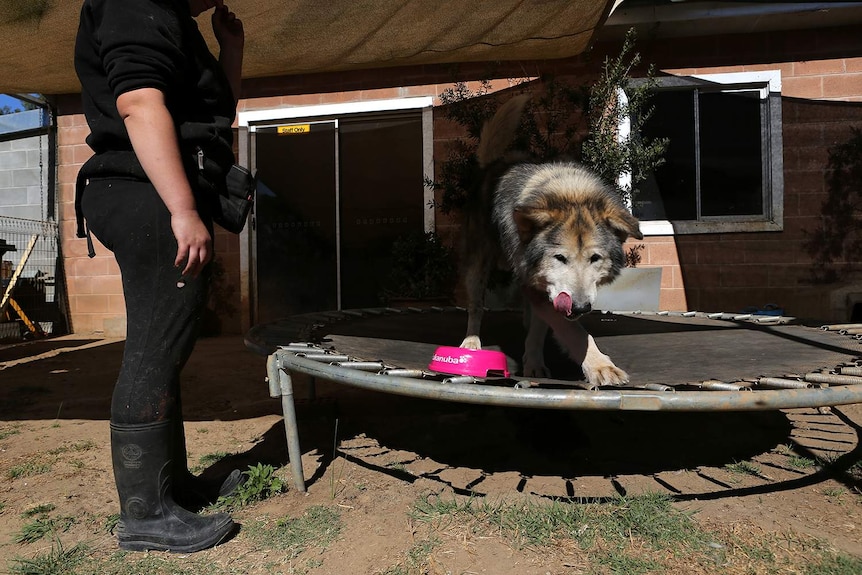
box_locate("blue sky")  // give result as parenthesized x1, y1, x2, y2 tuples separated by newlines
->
(0, 94, 33, 110)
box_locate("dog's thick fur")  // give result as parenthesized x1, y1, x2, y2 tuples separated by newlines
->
(459, 94, 643, 386)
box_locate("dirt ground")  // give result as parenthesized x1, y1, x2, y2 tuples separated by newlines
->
(0, 333, 860, 574)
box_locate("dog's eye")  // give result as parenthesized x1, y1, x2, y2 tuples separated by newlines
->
(590, 253, 602, 263)
(554, 254, 568, 264)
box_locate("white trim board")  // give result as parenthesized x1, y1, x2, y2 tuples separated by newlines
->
(238, 96, 435, 127)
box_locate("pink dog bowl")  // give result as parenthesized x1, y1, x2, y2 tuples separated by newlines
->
(428, 346, 510, 378)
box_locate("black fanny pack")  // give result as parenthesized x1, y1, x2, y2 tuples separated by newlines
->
(194, 147, 257, 234)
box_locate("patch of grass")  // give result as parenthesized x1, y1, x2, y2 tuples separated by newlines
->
(725, 460, 763, 477)
(190, 450, 232, 474)
(0, 426, 21, 440)
(787, 455, 817, 469)
(412, 492, 705, 553)
(380, 537, 441, 575)
(598, 549, 661, 574)
(6, 461, 52, 480)
(104, 513, 120, 534)
(46, 440, 96, 456)
(822, 487, 846, 498)
(22, 504, 56, 517)
(14, 515, 76, 544)
(212, 463, 284, 510)
(75, 550, 246, 575)
(805, 553, 862, 575)
(243, 505, 343, 558)
(7, 539, 88, 575)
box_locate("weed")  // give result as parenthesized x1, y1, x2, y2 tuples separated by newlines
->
(243, 505, 342, 558)
(7, 539, 88, 575)
(14, 515, 75, 544)
(6, 461, 52, 480)
(213, 463, 284, 509)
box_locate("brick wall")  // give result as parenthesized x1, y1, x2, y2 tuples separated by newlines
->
(55, 25, 862, 334)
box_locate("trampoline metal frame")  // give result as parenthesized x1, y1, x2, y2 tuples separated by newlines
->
(253, 308, 862, 492)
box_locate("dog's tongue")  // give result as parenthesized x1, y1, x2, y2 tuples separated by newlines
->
(553, 292, 572, 316)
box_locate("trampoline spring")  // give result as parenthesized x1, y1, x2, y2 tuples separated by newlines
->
(442, 376, 477, 385)
(643, 383, 675, 392)
(838, 366, 862, 377)
(756, 377, 815, 389)
(839, 328, 862, 335)
(299, 353, 350, 362)
(700, 380, 752, 391)
(804, 372, 862, 386)
(513, 381, 536, 389)
(681, 311, 698, 317)
(333, 361, 386, 371)
(820, 323, 862, 331)
(381, 369, 426, 378)
(281, 343, 322, 352)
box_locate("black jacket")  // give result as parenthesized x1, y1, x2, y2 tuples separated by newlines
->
(74, 0, 236, 236)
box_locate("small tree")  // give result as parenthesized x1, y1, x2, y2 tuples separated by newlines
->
(429, 28, 667, 215)
(581, 28, 668, 207)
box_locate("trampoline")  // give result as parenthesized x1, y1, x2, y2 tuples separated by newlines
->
(245, 307, 862, 492)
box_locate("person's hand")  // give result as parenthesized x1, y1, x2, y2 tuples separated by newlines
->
(212, 2, 244, 52)
(171, 209, 212, 278)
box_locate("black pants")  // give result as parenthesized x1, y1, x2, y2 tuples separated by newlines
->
(82, 178, 212, 425)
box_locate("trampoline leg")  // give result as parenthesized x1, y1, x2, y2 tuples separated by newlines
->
(271, 353, 306, 493)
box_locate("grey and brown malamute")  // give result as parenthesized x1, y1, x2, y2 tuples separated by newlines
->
(459, 94, 643, 386)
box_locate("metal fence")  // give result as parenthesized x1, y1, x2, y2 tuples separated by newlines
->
(0, 215, 65, 341)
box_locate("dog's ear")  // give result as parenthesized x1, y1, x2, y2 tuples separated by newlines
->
(512, 207, 551, 244)
(606, 207, 644, 241)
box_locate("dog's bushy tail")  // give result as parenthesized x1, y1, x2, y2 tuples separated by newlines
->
(476, 94, 531, 168)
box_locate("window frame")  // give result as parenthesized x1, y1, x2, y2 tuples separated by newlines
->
(629, 70, 784, 235)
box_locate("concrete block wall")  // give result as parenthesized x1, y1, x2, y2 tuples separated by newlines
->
(0, 134, 49, 221)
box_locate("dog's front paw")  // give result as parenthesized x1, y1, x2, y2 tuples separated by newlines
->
(522, 352, 551, 379)
(582, 362, 629, 387)
(460, 335, 482, 350)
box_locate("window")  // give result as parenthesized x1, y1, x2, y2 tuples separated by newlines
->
(632, 71, 783, 234)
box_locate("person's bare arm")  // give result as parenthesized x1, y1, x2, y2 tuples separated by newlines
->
(212, 2, 244, 101)
(116, 87, 211, 277)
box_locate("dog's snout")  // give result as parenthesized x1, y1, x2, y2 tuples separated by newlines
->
(571, 302, 592, 316)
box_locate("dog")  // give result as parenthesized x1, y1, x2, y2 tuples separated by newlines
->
(458, 94, 643, 386)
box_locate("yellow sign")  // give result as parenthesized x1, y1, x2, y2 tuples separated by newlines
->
(278, 124, 311, 135)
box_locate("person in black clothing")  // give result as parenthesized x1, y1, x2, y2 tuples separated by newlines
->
(74, 0, 244, 553)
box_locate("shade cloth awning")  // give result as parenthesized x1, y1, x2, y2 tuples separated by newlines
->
(0, 0, 615, 96)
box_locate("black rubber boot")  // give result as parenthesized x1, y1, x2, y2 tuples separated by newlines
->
(111, 421, 235, 553)
(172, 417, 244, 510)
